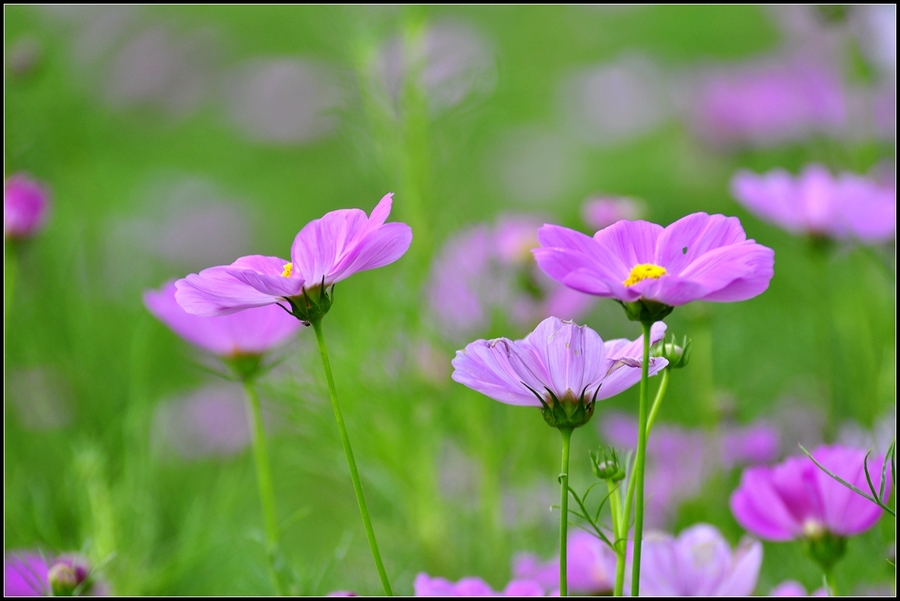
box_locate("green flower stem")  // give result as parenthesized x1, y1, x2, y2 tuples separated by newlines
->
(629, 320, 654, 597)
(242, 379, 286, 596)
(311, 318, 393, 596)
(645, 367, 672, 436)
(607, 479, 627, 597)
(558, 427, 573, 597)
(825, 568, 838, 597)
(809, 241, 835, 433)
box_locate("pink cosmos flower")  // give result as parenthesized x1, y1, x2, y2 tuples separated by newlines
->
(427, 216, 593, 342)
(513, 531, 617, 595)
(4, 552, 108, 596)
(624, 524, 763, 596)
(451, 317, 667, 427)
(730, 444, 892, 542)
(533, 212, 775, 318)
(144, 280, 301, 357)
(731, 164, 896, 243)
(5, 173, 51, 239)
(413, 573, 545, 597)
(175, 193, 412, 317)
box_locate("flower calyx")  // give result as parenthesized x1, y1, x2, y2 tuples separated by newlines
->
(279, 277, 334, 325)
(618, 298, 674, 323)
(800, 526, 847, 571)
(525, 383, 598, 429)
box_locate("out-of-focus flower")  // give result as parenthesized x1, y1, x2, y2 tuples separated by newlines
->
(849, 5, 896, 73)
(413, 573, 544, 596)
(581, 196, 645, 231)
(7, 35, 42, 77)
(5, 173, 51, 240)
(4, 552, 108, 596)
(151, 384, 257, 461)
(224, 58, 343, 144)
(838, 410, 896, 457)
(687, 58, 845, 149)
(558, 54, 672, 146)
(770, 580, 828, 596)
(175, 194, 412, 319)
(512, 531, 616, 595)
(731, 164, 896, 243)
(7, 366, 75, 432)
(451, 317, 667, 429)
(376, 19, 496, 115)
(624, 524, 762, 596)
(719, 421, 781, 469)
(144, 280, 301, 358)
(490, 127, 583, 206)
(534, 212, 775, 322)
(427, 215, 593, 342)
(730, 444, 892, 543)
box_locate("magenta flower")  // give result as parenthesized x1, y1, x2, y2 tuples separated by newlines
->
(770, 581, 828, 596)
(534, 212, 775, 322)
(731, 164, 896, 243)
(730, 444, 892, 543)
(4, 552, 107, 596)
(625, 524, 763, 596)
(581, 196, 644, 231)
(145, 280, 301, 357)
(451, 317, 667, 428)
(175, 193, 412, 318)
(427, 215, 592, 342)
(513, 531, 617, 595)
(413, 573, 545, 597)
(5, 173, 51, 239)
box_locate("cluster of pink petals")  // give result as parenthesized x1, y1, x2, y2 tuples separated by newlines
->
(5, 173, 51, 239)
(730, 444, 892, 541)
(513, 531, 616, 595)
(533, 212, 775, 308)
(144, 281, 301, 357)
(413, 573, 545, 597)
(175, 194, 412, 316)
(731, 164, 896, 243)
(624, 524, 762, 596)
(451, 317, 667, 408)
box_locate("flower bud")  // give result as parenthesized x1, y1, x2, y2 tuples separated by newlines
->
(47, 557, 91, 596)
(801, 528, 847, 571)
(591, 447, 626, 482)
(652, 334, 692, 369)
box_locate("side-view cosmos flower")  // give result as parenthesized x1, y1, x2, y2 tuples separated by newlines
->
(5, 173, 51, 240)
(175, 193, 412, 320)
(533, 212, 774, 321)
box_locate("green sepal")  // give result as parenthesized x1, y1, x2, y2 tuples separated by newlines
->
(802, 530, 847, 571)
(591, 446, 626, 482)
(525, 384, 598, 429)
(618, 299, 674, 324)
(282, 280, 335, 324)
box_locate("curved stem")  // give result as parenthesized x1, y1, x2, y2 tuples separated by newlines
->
(645, 368, 672, 436)
(242, 379, 285, 596)
(558, 427, 573, 597)
(311, 318, 393, 596)
(629, 320, 653, 597)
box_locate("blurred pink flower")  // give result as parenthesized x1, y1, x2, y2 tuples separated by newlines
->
(581, 196, 645, 231)
(4, 552, 108, 596)
(175, 193, 412, 317)
(624, 524, 762, 596)
(512, 531, 616, 595)
(413, 573, 544, 597)
(144, 280, 301, 357)
(730, 444, 892, 541)
(688, 58, 846, 148)
(5, 173, 51, 239)
(731, 164, 896, 243)
(770, 580, 828, 596)
(427, 216, 593, 342)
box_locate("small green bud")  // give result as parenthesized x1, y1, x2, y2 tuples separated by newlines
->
(652, 334, 692, 369)
(48, 559, 91, 596)
(591, 447, 625, 482)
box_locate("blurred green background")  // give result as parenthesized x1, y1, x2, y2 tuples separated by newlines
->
(5, 5, 895, 595)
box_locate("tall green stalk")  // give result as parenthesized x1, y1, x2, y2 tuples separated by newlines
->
(629, 320, 653, 596)
(242, 379, 285, 596)
(311, 318, 393, 596)
(558, 427, 573, 597)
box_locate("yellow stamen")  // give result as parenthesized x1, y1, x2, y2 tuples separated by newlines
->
(623, 263, 667, 287)
(281, 263, 293, 277)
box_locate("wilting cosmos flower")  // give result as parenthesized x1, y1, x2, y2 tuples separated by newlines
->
(175, 193, 412, 320)
(533, 212, 775, 322)
(731, 164, 896, 243)
(4, 552, 108, 596)
(513, 531, 617, 595)
(413, 573, 545, 597)
(145, 280, 301, 357)
(451, 317, 667, 428)
(624, 524, 763, 596)
(730, 444, 892, 543)
(5, 173, 51, 240)
(427, 215, 592, 342)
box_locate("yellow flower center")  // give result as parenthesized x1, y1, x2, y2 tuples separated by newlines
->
(623, 263, 667, 287)
(281, 263, 293, 277)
